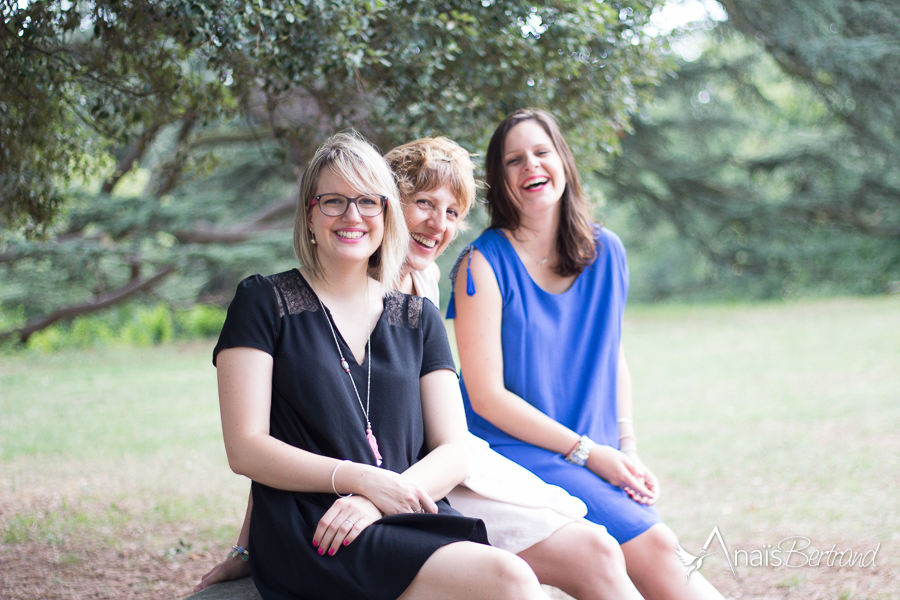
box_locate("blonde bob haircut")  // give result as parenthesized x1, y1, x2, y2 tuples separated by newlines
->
(384, 137, 481, 237)
(293, 131, 408, 296)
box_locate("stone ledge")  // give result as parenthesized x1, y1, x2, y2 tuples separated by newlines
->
(183, 577, 262, 600)
(182, 575, 570, 599)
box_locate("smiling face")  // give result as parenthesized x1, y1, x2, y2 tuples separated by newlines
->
(501, 119, 567, 216)
(307, 167, 385, 269)
(402, 184, 462, 272)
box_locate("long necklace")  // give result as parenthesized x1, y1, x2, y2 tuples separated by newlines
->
(319, 285, 383, 467)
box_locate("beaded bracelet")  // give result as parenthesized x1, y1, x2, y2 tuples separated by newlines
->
(228, 545, 250, 562)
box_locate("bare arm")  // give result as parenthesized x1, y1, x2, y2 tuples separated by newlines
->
(453, 250, 655, 499)
(453, 250, 580, 454)
(194, 491, 252, 591)
(218, 347, 429, 532)
(218, 346, 470, 555)
(217, 347, 359, 493)
(616, 345, 660, 504)
(401, 368, 470, 499)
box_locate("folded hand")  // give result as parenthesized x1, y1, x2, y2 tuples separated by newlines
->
(313, 495, 384, 557)
(586, 445, 659, 505)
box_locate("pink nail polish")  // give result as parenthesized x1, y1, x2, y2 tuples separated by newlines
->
(343, 539, 350, 546)
(318, 547, 324, 555)
(328, 548, 336, 556)
(312, 540, 319, 547)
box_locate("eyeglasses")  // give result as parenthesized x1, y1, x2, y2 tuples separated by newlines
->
(310, 193, 387, 217)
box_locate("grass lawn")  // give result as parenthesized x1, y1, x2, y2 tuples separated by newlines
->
(1, 296, 898, 599)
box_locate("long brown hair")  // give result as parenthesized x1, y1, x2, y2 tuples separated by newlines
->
(484, 108, 597, 276)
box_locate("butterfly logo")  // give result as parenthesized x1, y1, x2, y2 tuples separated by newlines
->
(675, 526, 739, 581)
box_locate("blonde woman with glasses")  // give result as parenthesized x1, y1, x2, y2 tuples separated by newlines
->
(212, 132, 547, 600)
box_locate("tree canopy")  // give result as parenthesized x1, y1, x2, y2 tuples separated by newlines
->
(1, 0, 670, 342)
(596, 0, 900, 300)
(1, 0, 667, 233)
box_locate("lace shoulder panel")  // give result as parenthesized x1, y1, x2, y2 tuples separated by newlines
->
(269, 270, 319, 317)
(385, 291, 423, 329)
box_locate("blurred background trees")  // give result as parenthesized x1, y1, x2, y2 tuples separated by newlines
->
(1, 0, 667, 343)
(1, 0, 898, 345)
(598, 0, 900, 300)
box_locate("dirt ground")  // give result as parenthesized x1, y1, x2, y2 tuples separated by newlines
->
(2, 530, 896, 600)
(0, 538, 208, 599)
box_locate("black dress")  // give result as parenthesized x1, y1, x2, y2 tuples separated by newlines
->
(213, 269, 488, 600)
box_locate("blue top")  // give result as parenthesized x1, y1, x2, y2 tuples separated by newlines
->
(448, 227, 659, 543)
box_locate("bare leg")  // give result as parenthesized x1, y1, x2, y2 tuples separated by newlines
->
(518, 522, 643, 600)
(399, 541, 549, 600)
(621, 524, 723, 600)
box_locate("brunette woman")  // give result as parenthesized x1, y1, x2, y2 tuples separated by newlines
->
(450, 109, 724, 600)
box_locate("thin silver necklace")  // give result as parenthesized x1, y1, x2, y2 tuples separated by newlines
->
(513, 235, 552, 266)
(319, 282, 383, 467)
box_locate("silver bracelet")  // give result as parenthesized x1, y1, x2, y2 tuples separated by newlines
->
(331, 460, 353, 498)
(564, 435, 595, 466)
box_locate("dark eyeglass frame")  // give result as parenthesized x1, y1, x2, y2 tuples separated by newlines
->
(309, 193, 387, 217)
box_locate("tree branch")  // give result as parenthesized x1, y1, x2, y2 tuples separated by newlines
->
(0, 265, 176, 344)
(152, 114, 197, 197)
(102, 121, 163, 194)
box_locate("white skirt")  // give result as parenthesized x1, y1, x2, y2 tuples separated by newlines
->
(446, 434, 593, 554)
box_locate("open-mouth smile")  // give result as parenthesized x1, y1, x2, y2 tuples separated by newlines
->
(522, 176, 549, 190)
(411, 232, 438, 249)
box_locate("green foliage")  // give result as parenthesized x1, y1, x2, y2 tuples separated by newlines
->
(177, 304, 227, 338)
(0, 0, 232, 236)
(19, 302, 225, 353)
(596, 10, 900, 300)
(1, 0, 670, 234)
(1, 0, 672, 340)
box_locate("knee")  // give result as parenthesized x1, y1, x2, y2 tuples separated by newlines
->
(486, 550, 541, 595)
(583, 527, 626, 569)
(638, 523, 680, 558)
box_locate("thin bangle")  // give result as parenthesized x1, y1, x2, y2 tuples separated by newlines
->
(332, 460, 353, 498)
(619, 434, 636, 440)
(617, 418, 633, 424)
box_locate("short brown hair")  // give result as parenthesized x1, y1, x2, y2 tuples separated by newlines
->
(385, 137, 480, 235)
(484, 108, 597, 276)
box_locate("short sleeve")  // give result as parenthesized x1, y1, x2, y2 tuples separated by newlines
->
(419, 298, 457, 378)
(212, 275, 282, 366)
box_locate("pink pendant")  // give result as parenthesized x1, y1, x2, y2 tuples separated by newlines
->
(366, 427, 383, 467)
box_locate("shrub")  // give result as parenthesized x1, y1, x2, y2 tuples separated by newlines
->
(12, 302, 227, 354)
(177, 305, 226, 339)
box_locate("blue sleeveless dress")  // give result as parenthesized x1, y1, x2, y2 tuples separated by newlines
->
(447, 227, 660, 543)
